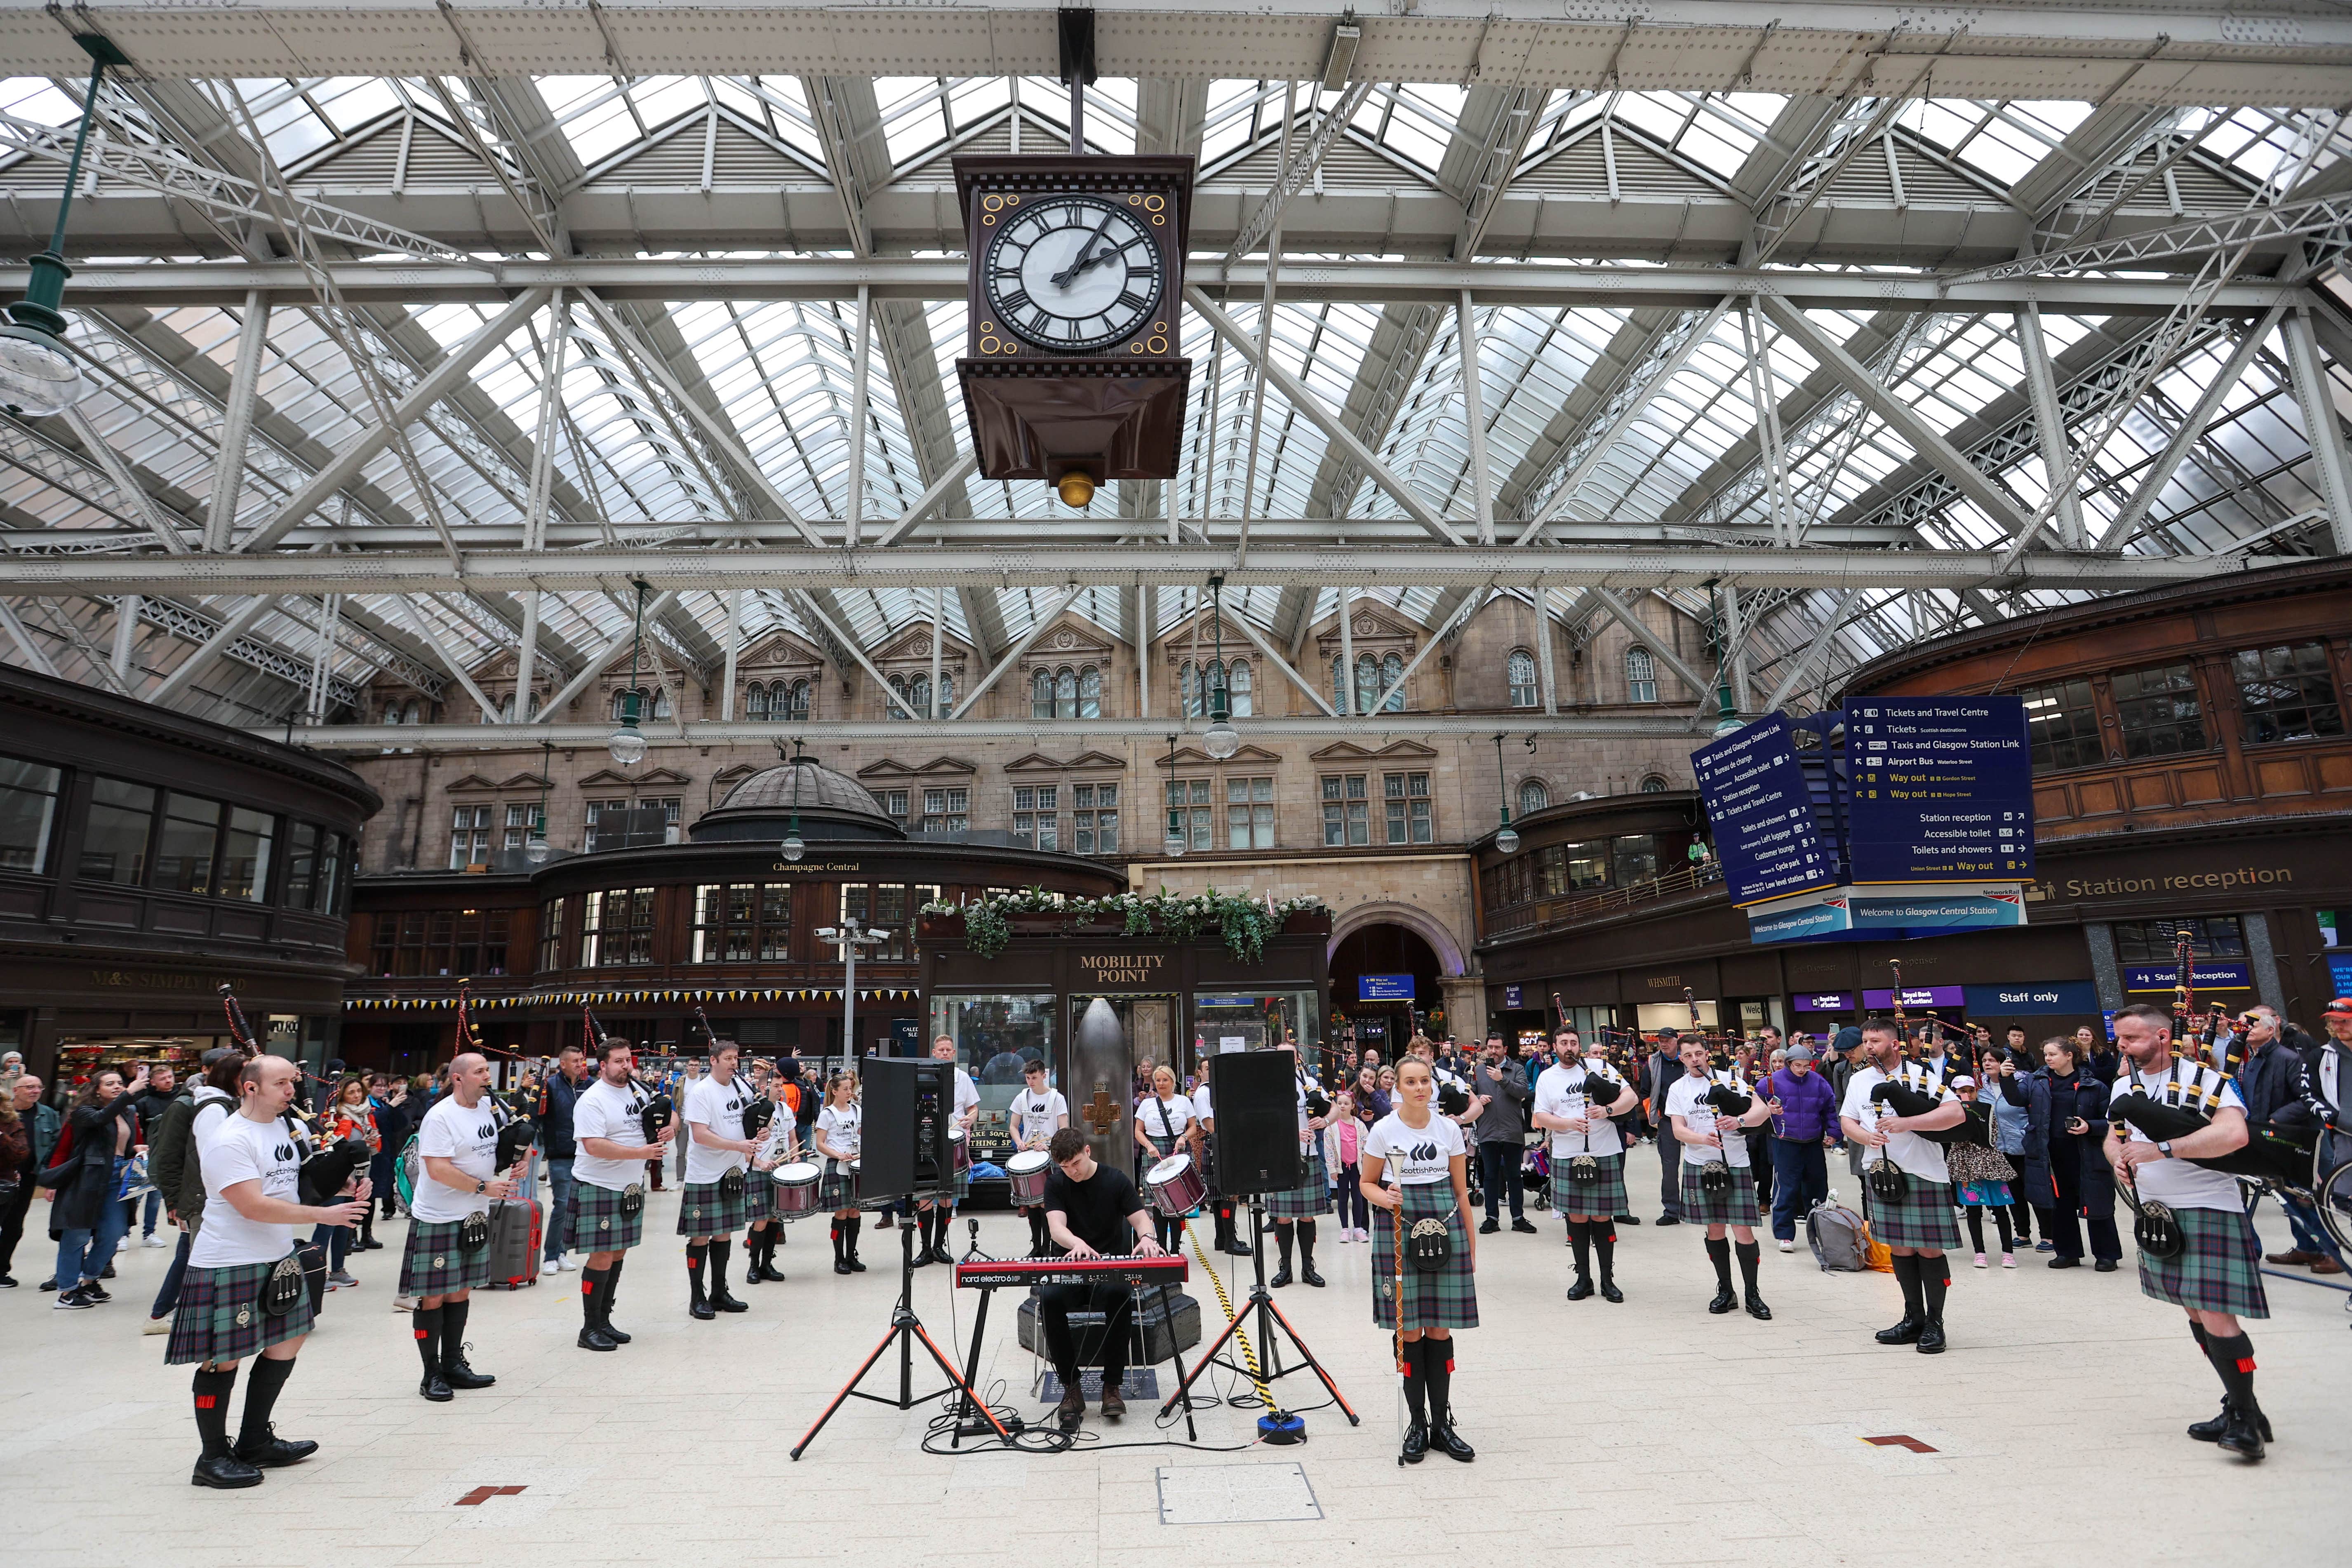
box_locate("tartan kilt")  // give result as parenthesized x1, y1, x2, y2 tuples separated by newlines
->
(400, 1217, 492, 1296)
(1863, 1175, 1963, 1252)
(568, 1180, 645, 1253)
(1679, 1161, 1762, 1228)
(1550, 1150, 1630, 1217)
(1372, 1182, 1479, 1331)
(1262, 1140, 1329, 1221)
(165, 1258, 314, 1366)
(742, 1171, 771, 1222)
(821, 1159, 859, 1211)
(2138, 1203, 2269, 1320)
(677, 1177, 749, 1238)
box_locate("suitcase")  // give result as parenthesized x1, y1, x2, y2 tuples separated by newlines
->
(481, 1197, 542, 1290)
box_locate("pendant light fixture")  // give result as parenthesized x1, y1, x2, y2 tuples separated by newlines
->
(0, 37, 126, 418)
(1202, 573, 1240, 760)
(607, 578, 650, 767)
(1491, 731, 1519, 856)
(524, 738, 554, 863)
(780, 736, 807, 863)
(1162, 733, 1186, 857)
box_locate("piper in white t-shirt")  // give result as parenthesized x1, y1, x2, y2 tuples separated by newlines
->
(403, 1052, 523, 1403)
(679, 1040, 761, 1319)
(1839, 1019, 1966, 1353)
(1530, 1028, 1639, 1301)
(914, 1034, 983, 1266)
(168, 1055, 368, 1491)
(1358, 1055, 1476, 1466)
(2105, 1004, 2274, 1460)
(814, 1072, 867, 1274)
(568, 1036, 674, 1352)
(1664, 1039, 1777, 1321)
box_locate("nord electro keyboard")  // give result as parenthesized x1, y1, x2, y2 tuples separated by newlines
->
(952, 1255, 1188, 1291)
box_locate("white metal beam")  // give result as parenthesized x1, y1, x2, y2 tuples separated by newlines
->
(1587, 588, 1711, 702)
(149, 595, 278, 705)
(2280, 307, 2352, 555)
(2096, 305, 2286, 550)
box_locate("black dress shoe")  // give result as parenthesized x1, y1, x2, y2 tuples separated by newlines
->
(1915, 1318, 1947, 1354)
(2047, 1255, 2081, 1269)
(419, 1373, 453, 1403)
(1432, 1421, 1477, 1462)
(442, 1356, 496, 1391)
(37, 1276, 55, 1291)
(1566, 1275, 1595, 1301)
(927, 1244, 955, 1266)
(1511, 1218, 1539, 1234)
(755, 1260, 787, 1283)
(1656, 1215, 1681, 1227)
(0, 1274, 14, 1288)
(1616, 1214, 1640, 1226)
(1599, 1279, 1625, 1303)
(577, 1326, 619, 1352)
(1222, 1239, 1254, 1256)
(2093, 1259, 2118, 1273)
(191, 1453, 263, 1489)
(1875, 1316, 1923, 1345)
(233, 1430, 318, 1468)
(908, 1248, 932, 1268)
(2189, 1403, 2271, 1443)
(1478, 1217, 1499, 1234)
(1744, 1293, 1773, 1322)
(1269, 1265, 1293, 1288)
(711, 1288, 749, 1314)
(2218, 1406, 2267, 1461)
(1301, 1263, 1327, 1288)
(602, 1320, 632, 1345)
(1708, 1286, 1736, 1315)
(1400, 1419, 1428, 1463)
(830, 1260, 852, 1278)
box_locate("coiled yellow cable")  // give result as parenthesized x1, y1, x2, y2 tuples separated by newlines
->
(1185, 1219, 1277, 1415)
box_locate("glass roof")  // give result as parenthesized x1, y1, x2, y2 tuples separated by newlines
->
(0, 68, 2345, 723)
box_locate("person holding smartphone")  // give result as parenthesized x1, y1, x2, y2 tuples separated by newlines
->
(2005, 1034, 2120, 1270)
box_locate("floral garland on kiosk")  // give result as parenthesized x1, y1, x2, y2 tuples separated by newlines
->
(921, 885, 1328, 964)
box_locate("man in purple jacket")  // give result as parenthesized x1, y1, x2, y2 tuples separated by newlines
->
(1762, 1045, 1844, 1250)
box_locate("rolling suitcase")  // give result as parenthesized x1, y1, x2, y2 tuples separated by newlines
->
(482, 1195, 542, 1289)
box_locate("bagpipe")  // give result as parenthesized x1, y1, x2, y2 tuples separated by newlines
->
(220, 982, 372, 1203)
(456, 983, 536, 1171)
(1702, 1081, 1754, 1118)
(1866, 1077, 1971, 1145)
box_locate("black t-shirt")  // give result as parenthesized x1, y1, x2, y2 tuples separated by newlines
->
(1042, 1161, 1142, 1256)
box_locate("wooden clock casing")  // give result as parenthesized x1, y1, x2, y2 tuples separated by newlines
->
(953, 153, 1194, 489)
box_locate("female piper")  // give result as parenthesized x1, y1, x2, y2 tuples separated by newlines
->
(1132, 1065, 1195, 1253)
(1665, 1037, 1777, 1320)
(741, 1073, 797, 1285)
(814, 1072, 865, 1275)
(1360, 1055, 1477, 1464)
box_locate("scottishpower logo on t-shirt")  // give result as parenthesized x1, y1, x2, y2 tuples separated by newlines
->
(1407, 1142, 1439, 1162)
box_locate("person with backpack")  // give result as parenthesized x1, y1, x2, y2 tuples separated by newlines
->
(43, 1063, 150, 1310)
(141, 1048, 245, 1333)
(1760, 1044, 1843, 1253)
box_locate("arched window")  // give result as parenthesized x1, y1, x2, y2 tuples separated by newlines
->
(1032, 668, 1055, 719)
(1331, 654, 1348, 711)
(1178, 661, 1197, 718)
(609, 687, 633, 722)
(745, 682, 770, 721)
(404, 699, 423, 724)
(1379, 651, 1406, 712)
(786, 679, 811, 722)
(1228, 658, 1252, 717)
(1054, 667, 1078, 719)
(650, 687, 671, 721)
(908, 672, 932, 718)
(1507, 649, 1538, 708)
(888, 675, 914, 720)
(383, 703, 406, 725)
(1355, 653, 1379, 716)
(1078, 666, 1101, 719)
(1518, 779, 1549, 816)
(1625, 647, 1658, 704)
(1639, 773, 1670, 793)
(934, 674, 953, 717)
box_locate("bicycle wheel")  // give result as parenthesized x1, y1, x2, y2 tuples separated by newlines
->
(2317, 1154, 2352, 1258)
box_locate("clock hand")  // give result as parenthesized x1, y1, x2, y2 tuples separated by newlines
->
(1050, 212, 1119, 288)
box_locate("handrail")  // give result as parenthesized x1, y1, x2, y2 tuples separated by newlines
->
(1482, 859, 1726, 938)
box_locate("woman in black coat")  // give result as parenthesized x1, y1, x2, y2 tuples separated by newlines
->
(2001, 1037, 2120, 1270)
(45, 1064, 148, 1306)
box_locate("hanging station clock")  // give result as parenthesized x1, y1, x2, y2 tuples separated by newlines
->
(954, 154, 1193, 507)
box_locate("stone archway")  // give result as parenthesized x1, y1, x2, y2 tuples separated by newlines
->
(1328, 900, 1469, 976)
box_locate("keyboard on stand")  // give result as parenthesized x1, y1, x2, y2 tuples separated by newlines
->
(953, 1255, 1188, 1291)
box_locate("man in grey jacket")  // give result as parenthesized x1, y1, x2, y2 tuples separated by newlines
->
(1646, 1031, 1686, 1225)
(1471, 1035, 1537, 1234)
(140, 1049, 242, 1331)
(0, 1073, 59, 1287)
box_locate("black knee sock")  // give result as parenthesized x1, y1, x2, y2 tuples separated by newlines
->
(1965, 1207, 1985, 1253)
(441, 1297, 470, 1361)
(1423, 1338, 1454, 1428)
(1919, 1255, 1948, 1321)
(710, 1239, 732, 1291)
(1275, 1221, 1295, 1269)
(238, 1355, 294, 1448)
(1891, 1253, 1924, 1320)
(2205, 1331, 2261, 1413)
(1705, 1236, 1732, 1290)
(413, 1306, 443, 1374)
(1296, 1220, 1316, 1268)
(605, 1258, 626, 1321)
(1401, 1338, 1428, 1426)
(192, 1367, 237, 1458)
(830, 1223, 844, 1265)
(2190, 1319, 2211, 1356)
(580, 1266, 607, 1326)
(1735, 1239, 1761, 1294)
(1568, 1220, 1592, 1276)
(1593, 1224, 1616, 1283)
(847, 1217, 862, 1257)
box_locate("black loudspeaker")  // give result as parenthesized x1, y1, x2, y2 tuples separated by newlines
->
(1209, 1049, 1301, 1197)
(863, 1058, 952, 1201)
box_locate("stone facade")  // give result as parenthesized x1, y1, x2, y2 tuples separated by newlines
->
(338, 594, 1711, 1008)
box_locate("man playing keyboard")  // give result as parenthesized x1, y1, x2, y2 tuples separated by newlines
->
(1040, 1127, 1166, 1434)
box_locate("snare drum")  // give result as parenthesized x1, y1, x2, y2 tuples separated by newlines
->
(1005, 1148, 1052, 1207)
(1145, 1152, 1207, 1218)
(770, 1161, 822, 1218)
(849, 1158, 866, 1208)
(948, 1123, 971, 1174)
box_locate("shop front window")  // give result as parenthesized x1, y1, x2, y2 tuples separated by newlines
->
(1192, 990, 1319, 1067)
(154, 792, 222, 896)
(929, 993, 1059, 1155)
(0, 757, 60, 875)
(2112, 663, 2206, 758)
(218, 807, 275, 902)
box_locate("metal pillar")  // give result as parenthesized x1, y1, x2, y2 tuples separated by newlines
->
(205, 292, 268, 552)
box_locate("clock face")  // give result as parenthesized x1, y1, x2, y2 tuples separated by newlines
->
(981, 193, 1165, 353)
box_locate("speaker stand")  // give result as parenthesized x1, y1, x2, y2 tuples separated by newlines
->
(1157, 1202, 1358, 1433)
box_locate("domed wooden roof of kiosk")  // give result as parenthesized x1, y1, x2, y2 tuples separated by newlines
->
(689, 758, 903, 843)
